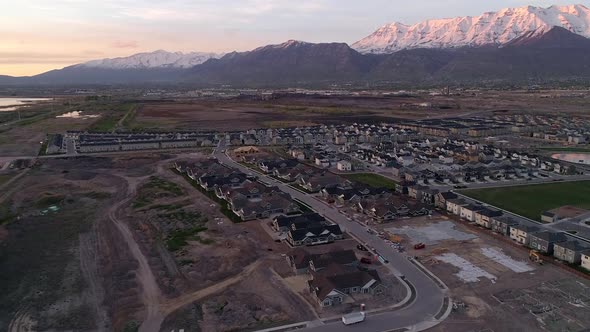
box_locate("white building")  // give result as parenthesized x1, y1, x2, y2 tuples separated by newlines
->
(336, 160, 352, 172)
(581, 251, 590, 271)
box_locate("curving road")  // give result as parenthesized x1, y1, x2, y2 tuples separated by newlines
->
(214, 141, 449, 332)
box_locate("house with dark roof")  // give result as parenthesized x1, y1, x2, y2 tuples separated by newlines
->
(510, 224, 540, 245)
(308, 265, 383, 307)
(308, 250, 358, 273)
(287, 224, 343, 247)
(272, 213, 326, 232)
(460, 204, 485, 222)
(435, 192, 458, 209)
(231, 192, 300, 221)
(491, 216, 518, 236)
(474, 208, 503, 229)
(529, 231, 568, 254)
(553, 240, 590, 264)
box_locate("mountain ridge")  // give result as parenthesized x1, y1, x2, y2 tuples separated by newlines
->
(352, 4, 590, 53)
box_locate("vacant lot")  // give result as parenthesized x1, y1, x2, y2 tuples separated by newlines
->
(462, 181, 590, 221)
(342, 173, 398, 190)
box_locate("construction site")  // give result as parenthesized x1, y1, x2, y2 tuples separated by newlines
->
(374, 214, 590, 332)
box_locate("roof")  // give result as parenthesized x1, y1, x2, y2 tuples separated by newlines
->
(309, 250, 358, 270)
(274, 213, 325, 228)
(555, 240, 590, 252)
(309, 269, 380, 300)
(289, 224, 343, 242)
(476, 208, 503, 218)
(439, 192, 458, 200)
(530, 231, 568, 243)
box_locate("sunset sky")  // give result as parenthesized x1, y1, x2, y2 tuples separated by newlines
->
(1, 0, 578, 76)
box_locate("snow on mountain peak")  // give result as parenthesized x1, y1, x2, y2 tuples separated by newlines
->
(79, 50, 221, 69)
(352, 4, 590, 54)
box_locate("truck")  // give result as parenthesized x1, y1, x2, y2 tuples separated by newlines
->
(342, 312, 366, 325)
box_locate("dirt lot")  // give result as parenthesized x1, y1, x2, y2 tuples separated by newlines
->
(379, 214, 590, 332)
(128, 90, 590, 132)
(0, 152, 324, 332)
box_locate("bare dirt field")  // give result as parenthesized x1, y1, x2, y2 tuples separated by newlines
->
(381, 214, 590, 332)
(0, 152, 327, 332)
(129, 90, 590, 132)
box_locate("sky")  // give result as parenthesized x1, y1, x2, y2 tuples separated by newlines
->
(0, 0, 583, 76)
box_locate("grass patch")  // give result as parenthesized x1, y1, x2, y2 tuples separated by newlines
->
(0, 201, 16, 225)
(462, 181, 590, 221)
(35, 193, 65, 209)
(0, 173, 15, 187)
(343, 173, 398, 190)
(38, 134, 53, 156)
(166, 226, 208, 251)
(133, 176, 184, 208)
(539, 147, 590, 153)
(88, 103, 136, 132)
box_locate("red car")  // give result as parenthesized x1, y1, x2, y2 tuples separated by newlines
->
(360, 257, 372, 264)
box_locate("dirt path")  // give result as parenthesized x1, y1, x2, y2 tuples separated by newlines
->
(268, 267, 320, 320)
(0, 168, 31, 203)
(108, 177, 165, 332)
(79, 230, 109, 331)
(7, 308, 35, 332)
(161, 260, 262, 316)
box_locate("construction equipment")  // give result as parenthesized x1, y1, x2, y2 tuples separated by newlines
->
(529, 250, 544, 265)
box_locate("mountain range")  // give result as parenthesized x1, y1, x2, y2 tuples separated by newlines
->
(2, 4, 590, 86)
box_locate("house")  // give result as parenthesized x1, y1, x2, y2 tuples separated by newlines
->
(272, 213, 326, 232)
(231, 193, 300, 221)
(308, 265, 383, 307)
(581, 251, 590, 271)
(287, 224, 344, 247)
(491, 216, 518, 236)
(510, 224, 540, 245)
(474, 208, 503, 229)
(541, 211, 557, 223)
(528, 231, 568, 254)
(298, 173, 349, 193)
(553, 241, 590, 264)
(435, 192, 458, 209)
(460, 204, 485, 222)
(446, 198, 467, 216)
(541, 206, 590, 223)
(258, 159, 299, 173)
(336, 160, 352, 172)
(308, 250, 358, 273)
(286, 248, 313, 274)
(233, 146, 260, 155)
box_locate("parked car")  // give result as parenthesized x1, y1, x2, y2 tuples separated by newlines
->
(357, 244, 368, 251)
(414, 243, 426, 250)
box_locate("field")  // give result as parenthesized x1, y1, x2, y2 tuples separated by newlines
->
(342, 173, 398, 190)
(461, 181, 590, 221)
(538, 147, 590, 153)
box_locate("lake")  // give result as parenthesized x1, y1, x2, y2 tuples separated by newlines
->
(0, 97, 52, 111)
(551, 153, 590, 165)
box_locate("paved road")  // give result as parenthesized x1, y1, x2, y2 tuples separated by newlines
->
(214, 141, 447, 332)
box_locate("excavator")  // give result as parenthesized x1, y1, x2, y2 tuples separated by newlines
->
(529, 250, 544, 265)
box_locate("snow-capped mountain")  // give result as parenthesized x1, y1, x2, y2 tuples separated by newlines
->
(79, 50, 221, 69)
(352, 4, 590, 54)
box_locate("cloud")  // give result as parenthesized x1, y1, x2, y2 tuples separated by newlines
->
(112, 40, 139, 48)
